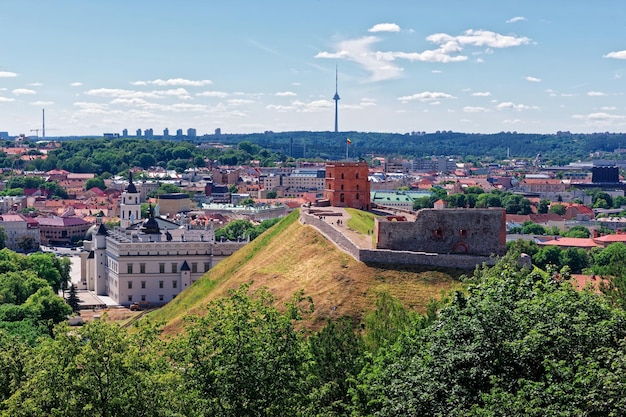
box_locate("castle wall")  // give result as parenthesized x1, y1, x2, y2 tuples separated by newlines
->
(375, 208, 506, 257)
(300, 210, 497, 269)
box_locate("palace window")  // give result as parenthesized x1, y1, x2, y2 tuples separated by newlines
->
(127, 264, 133, 274)
(172, 263, 177, 273)
(192, 263, 198, 273)
(141, 281, 146, 289)
(173, 280, 178, 289)
(128, 281, 133, 289)
(159, 263, 165, 273)
(140, 263, 146, 274)
(159, 281, 164, 289)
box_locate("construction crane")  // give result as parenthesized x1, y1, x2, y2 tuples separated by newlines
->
(30, 129, 40, 137)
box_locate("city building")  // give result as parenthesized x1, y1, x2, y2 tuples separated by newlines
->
(187, 128, 197, 138)
(0, 213, 40, 251)
(81, 176, 245, 306)
(37, 215, 92, 245)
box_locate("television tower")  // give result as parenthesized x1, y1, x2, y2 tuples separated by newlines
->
(42, 108, 45, 140)
(333, 64, 340, 133)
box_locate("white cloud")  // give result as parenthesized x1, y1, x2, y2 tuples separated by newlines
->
(587, 91, 607, 96)
(572, 112, 626, 121)
(30, 101, 54, 106)
(316, 28, 529, 81)
(604, 50, 626, 59)
(463, 106, 490, 112)
(27, 82, 43, 87)
(227, 99, 255, 106)
(506, 16, 527, 23)
(368, 23, 401, 33)
(73, 101, 108, 110)
(525, 76, 541, 82)
(0, 71, 17, 78)
(398, 91, 456, 102)
(503, 119, 522, 124)
(432, 70, 442, 74)
(426, 29, 531, 49)
(196, 91, 230, 98)
(275, 91, 297, 97)
(472, 91, 491, 97)
(70, 82, 83, 87)
(130, 78, 213, 87)
(85, 88, 191, 100)
(12, 88, 36, 95)
(601, 106, 617, 110)
(0, 97, 15, 102)
(496, 102, 535, 111)
(267, 99, 333, 113)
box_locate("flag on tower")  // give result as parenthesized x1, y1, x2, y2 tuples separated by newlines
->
(347, 138, 352, 145)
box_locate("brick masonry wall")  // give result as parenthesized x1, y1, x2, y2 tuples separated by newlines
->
(300, 211, 495, 269)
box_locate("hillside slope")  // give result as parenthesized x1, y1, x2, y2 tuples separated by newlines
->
(151, 210, 465, 336)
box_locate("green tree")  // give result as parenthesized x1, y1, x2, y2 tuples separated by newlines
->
(84, 177, 106, 191)
(306, 318, 365, 416)
(537, 198, 550, 214)
(16, 235, 37, 253)
(266, 190, 277, 199)
(168, 284, 307, 416)
(360, 256, 626, 416)
(4, 320, 174, 416)
(549, 203, 566, 215)
(533, 245, 564, 270)
(521, 222, 547, 235)
(65, 284, 80, 313)
(563, 225, 590, 238)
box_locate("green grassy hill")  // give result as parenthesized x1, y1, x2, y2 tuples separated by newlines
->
(150, 210, 465, 336)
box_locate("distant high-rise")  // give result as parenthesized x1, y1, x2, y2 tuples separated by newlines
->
(333, 65, 340, 133)
(136, 129, 142, 137)
(163, 128, 169, 137)
(215, 128, 221, 135)
(187, 128, 197, 138)
(145, 128, 154, 138)
(122, 128, 128, 137)
(176, 129, 183, 138)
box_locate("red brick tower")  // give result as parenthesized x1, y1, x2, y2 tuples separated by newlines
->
(324, 161, 370, 210)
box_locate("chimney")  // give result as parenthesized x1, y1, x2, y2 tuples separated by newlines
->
(593, 230, 599, 238)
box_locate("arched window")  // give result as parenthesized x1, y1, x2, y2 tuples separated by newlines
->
(356, 193, 359, 200)
(341, 173, 344, 179)
(340, 193, 345, 203)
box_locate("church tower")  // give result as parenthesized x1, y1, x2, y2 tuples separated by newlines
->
(120, 171, 141, 229)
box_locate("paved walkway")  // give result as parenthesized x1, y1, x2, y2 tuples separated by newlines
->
(306, 207, 374, 249)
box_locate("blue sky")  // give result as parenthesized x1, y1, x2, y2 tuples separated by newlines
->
(2, 1, 626, 137)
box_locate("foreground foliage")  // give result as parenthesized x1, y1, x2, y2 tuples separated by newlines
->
(2, 254, 626, 415)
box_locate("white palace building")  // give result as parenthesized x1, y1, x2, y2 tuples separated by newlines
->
(80, 174, 245, 306)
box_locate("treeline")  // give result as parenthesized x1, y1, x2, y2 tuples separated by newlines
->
(203, 130, 626, 165)
(6, 130, 626, 175)
(3, 252, 626, 415)
(10, 138, 287, 175)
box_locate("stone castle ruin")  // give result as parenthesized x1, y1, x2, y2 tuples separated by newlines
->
(375, 208, 506, 257)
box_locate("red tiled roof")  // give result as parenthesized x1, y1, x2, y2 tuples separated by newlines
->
(537, 237, 601, 249)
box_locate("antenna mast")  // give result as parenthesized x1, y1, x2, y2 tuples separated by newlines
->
(42, 109, 46, 140)
(333, 64, 340, 133)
